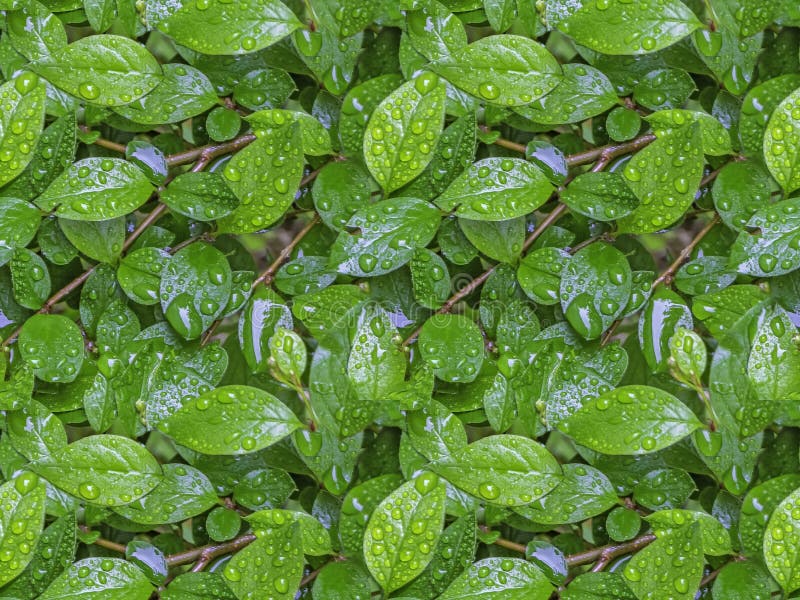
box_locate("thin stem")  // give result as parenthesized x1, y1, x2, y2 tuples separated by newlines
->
(165, 134, 257, 167)
(565, 534, 656, 567)
(78, 126, 127, 154)
(651, 214, 721, 288)
(165, 533, 257, 567)
(78, 526, 127, 554)
(252, 216, 321, 288)
(200, 212, 322, 347)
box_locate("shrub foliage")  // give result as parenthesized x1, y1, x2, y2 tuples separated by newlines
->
(1, 0, 800, 598)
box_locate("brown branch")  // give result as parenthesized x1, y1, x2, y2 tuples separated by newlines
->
(78, 526, 127, 554)
(165, 134, 257, 167)
(166, 533, 257, 567)
(78, 126, 127, 154)
(651, 214, 721, 288)
(565, 533, 656, 567)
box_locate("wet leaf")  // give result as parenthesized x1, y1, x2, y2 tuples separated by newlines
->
(764, 84, 800, 192)
(729, 197, 800, 277)
(429, 435, 561, 506)
(0, 73, 47, 188)
(419, 313, 484, 383)
(617, 122, 703, 233)
(621, 522, 702, 600)
(439, 557, 553, 599)
(329, 197, 441, 277)
(30, 35, 162, 105)
(556, 0, 702, 55)
(39, 557, 154, 599)
(154, 0, 302, 55)
(560, 172, 638, 221)
(18, 314, 83, 383)
(559, 385, 703, 455)
(764, 484, 800, 592)
(560, 243, 631, 340)
(158, 385, 302, 454)
(430, 35, 561, 106)
(29, 434, 162, 506)
(0, 472, 47, 587)
(363, 472, 446, 592)
(435, 157, 553, 221)
(160, 243, 232, 340)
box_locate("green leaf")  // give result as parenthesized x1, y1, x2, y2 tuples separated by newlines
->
(406, 398, 467, 461)
(740, 75, 800, 158)
(18, 314, 83, 383)
(329, 197, 441, 277)
(514, 463, 617, 525)
(36, 158, 153, 221)
(161, 572, 236, 600)
(84, 0, 116, 33)
(60, 217, 126, 263)
(646, 109, 733, 156)
(560, 243, 631, 340)
(116, 248, 168, 305)
(669, 327, 706, 380)
(6, 0, 67, 60)
(154, 0, 301, 55)
(312, 562, 372, 600)
(434, 157, 554, 220)
(2, 112, 77, 201)
(246, 508, 332, 556)
(30, 35, 162, 105)
(113, 64, 218, 124)
(160, 243, 232, 340)
(639, 288, 693, 373)
(363, 472, 446, 592)
(617, 122, 704, 233)
(459, 217, 524, 263)
(409, 248, 451, 309)
(1, 513, 77, 598)
(764, 83, 800, 192)
(559, 385, 702, 455)
(645, 509, 733, 556)
(561, 573, 636, 600)
(418, 313, 484, 383)
(39, 558, 154, 600)
(0, 472, 47, 587)
(113, 463, 217, 524)
(748, 307, 800, 408)
(269, 327, 306, 379)
(633, 467, 695, 510)
(239, 286, 292, 372)
(6, 398, 67, 460)
(560, 172, 638, 221)
(158, 385, 302, 454)
(406, 0, 467, 61)
(160, 172, 239, 221)
(0, 198, 41, 266)
(517, 247, 569, 305)
(712, 161, 773, 231)
(764, 484, 800, 592)
(340, 474, 404, 557)
(30, 434, 162, 505)
(729, 197, 800, 277)
(247, 109, 333, 156)
(712, 561, 772, 600)
(216, 122, 303, 233)
(363, 72, 446, 192)
(10, 247, 50, 310)
(740, 475, 800, 557)
(339, 74, 404, 158)
(439, 557, 553, 599)
(312, 161, 375, 232)
(514, 64, 617, 125)
(0, 73, 47, 188)
(556, 0, 702, 55)
(633, 68, 695, 111)
(692, 284, 768, 338)
(429, 435, 561, 506)
(344, 305, 405, 433)
(621, 522, 702, 599)
(221, 521, 302, 599)
(430, 35, 561, 106)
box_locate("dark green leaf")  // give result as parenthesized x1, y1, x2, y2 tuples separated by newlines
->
(39, 558, 154, 600)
